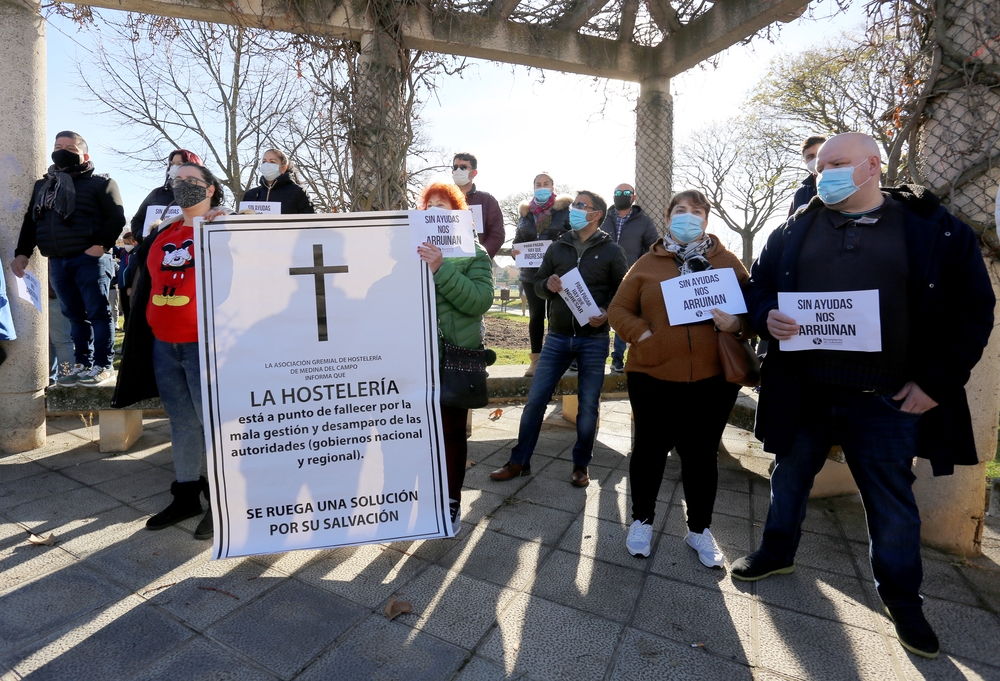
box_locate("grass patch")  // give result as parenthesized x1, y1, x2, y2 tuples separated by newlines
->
(493, 348, 531, 365)
(987, 455, 1000, 483)
(486, 310, 530, 323)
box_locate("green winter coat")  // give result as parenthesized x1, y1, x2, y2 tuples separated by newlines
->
(434, 241, 495, 349)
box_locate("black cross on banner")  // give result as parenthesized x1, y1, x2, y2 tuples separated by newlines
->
(288, 244, 348, 342)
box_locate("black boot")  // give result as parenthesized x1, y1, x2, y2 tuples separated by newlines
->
(194, 476, 214, 540)
(146, 480, 203, 530)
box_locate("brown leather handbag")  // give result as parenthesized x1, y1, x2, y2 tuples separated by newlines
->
(717, 331, 761, 387)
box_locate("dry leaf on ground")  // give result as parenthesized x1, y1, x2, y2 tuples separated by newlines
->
(27, 532, 57, 546)
(488, 409, 503, 421)
(383, 597, 412, 620)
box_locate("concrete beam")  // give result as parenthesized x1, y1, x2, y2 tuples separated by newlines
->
(553, 0, 616, 33)
(654, 0, 811, 77)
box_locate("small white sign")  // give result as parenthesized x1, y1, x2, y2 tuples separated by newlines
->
(15, 271, 43, 314)
(558, 267, 602, 325)
(778, 290, 882, 352)
(143, 205, 182, 236)
(514, 240, 552, 269)
(238, 201, 282, 214)
(660, 268, 747, 325)
(409, 210, 477, 258)
(470, 205, 484, 234)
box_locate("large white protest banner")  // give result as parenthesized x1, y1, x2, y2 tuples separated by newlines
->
(778, 290, 882, 352)
(660, 268, 747, 325)
(513, 240, 551, 269)
(409, 210, 477, 258)
(195, 212, 451, 560)
(558, 267, 602, 325)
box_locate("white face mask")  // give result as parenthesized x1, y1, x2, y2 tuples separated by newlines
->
(167, 165, 180, 180)
(123, 244, 134, 252)
(261, 162, 281, 182)
(452, 169, 471, 186)
(805, 158, 817, 174)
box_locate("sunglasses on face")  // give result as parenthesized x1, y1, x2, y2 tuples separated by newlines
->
(614, 190, 633, 197)
(571, 202, 594, 211)
(452, 165, 472, 171)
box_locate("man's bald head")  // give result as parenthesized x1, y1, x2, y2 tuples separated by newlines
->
(815, 132, 883, 211)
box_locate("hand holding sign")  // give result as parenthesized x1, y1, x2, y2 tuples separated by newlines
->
(767, 309, 800, 340)
(417, 242, 444, 273)
(546, 274, 563, 293)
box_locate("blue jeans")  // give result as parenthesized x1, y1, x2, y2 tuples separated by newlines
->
(48, 297, 75, 381)
(511, 332, 609, 467)
(153, 339, 206, 483)
(611, 332, 626, 363)
(49, 253, 115, 368)
(760, 390, 923, 608)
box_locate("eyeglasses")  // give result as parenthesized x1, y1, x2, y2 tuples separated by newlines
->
(171, 177, 209, 189)
(571, 202, 594, 211)
(613, 190, 633, 197)
(452, 165, 472, 171)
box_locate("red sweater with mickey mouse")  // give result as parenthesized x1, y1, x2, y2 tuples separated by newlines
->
(146, 221, 198, 343)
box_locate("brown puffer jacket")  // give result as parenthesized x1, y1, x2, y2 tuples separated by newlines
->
(608, 235, 754, 383)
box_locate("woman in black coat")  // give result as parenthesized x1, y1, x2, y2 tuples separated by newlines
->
(130, 149, 202, 242)
(241, 149, 315, 214)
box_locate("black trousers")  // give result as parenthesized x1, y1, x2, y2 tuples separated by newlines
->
(523, 284, 546, 354)
(441, 405, 468, 502)
(627, 372, 740, 532)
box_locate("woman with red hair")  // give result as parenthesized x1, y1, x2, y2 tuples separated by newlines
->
(416, 181, 494, 536)
(130, 149, 204, 242)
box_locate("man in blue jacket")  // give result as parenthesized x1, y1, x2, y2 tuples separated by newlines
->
(732, 133, 994, 660)
(11, 131, 126, 387)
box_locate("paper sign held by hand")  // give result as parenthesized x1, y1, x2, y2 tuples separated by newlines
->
(470, 205, 484, 234)
(143, 205, 182, 236)
(238, 201, 281, 214)
(514, 240, 552, 269)
(15, 271, 43, 314)
(409, 210, 477, 258)
(558, 267, 602, 325)
(660, 268, 747, 326)
(778, 290, 881, 352)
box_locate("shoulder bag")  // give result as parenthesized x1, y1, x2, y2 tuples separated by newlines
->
(717, 331, 761, 388)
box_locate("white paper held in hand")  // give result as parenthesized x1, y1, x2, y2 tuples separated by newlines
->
(513, 240, 551, 269)
(660, 268, 747, 325)
(409, 210, 477, 258)
(557, 267, 602, 325)
(15, 271, 43, 313)
(777, 290, 881, 352)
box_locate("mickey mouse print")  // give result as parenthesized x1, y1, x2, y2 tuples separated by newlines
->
(146, 221, 200, 343)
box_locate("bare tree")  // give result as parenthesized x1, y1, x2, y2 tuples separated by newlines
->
(676, 116, 799, 268)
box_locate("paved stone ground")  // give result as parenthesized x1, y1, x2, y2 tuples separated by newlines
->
(2, 401, 1000, 681)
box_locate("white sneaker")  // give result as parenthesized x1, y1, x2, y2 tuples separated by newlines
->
(626, 520, 653, 558)
(685, 528, 725, 568)
(449, 499, 462, 537)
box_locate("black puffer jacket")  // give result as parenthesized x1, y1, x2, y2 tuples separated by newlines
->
(130, 184, 174, 242)
(534, 228, 628, 337)
(598, 204, 660, 267)
(16, 167, 126, 258)
(513, 194, 572, 283)
(242, 173, 315, 214)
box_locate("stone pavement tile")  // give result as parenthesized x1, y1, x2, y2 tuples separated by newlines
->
(26, 439, 105, 471)
(133, 636, 279, 681)
(649, 535, 753, 597)
(958, 564, 1000, 611)
(703, 512, 756, 553)
(716, 467, 754, 494)
(250, 548, 327, 577)
(0, 563, 130, 656)
(206, 579, 366, 679)
(95, 466, 178, 504)
(3, 485, 124, 534)
(294, 544, 427, 608)
(2, 595, 193, 681)
(800, 502, 842, 538)
(769, 528, 858, 577)
(436, 526, 549, 591)
(608, 627, 753, 681)
(396, 564, 517, 649)
(461, 489, 508, 527)
(87, 524, 209, 592)
(529, 549, 643, 623)
(558, 515, 649, 569)
(917, 559, 981, 607)
(754, 565, 877, 631)
(632, 576, 752, 663)
(538, 461, 614, 486)
(59, 455, 153, 486)
(484, 499, 577, 545)
(468, 439, 514, 461)
(881, 598, 1000, 667)
(828, 494, 871, 545)
(711, 489, 751, 520)
(893, 644, 1000, 681)
(0, 516, 79, 592)
(27, 503, 146, 562)
(751, 491, 770, 522)
(386, 536, 460, 563)
(0, 471, 82, 511)
(594, 432, 632, 455)
(479, 592, 622, 681)
(756, 604, 897, 681)
(146, 558, 281, 630)
(0, 455, 48, 483)
(583, 485, 669, 531)
(123, 439, 175, 469)
(295, 614, 467, 681)
(453, 655, 522, 681)
(511, 474, 592, 514)
(46, 415, 100, 439)
(476, 446, 519, 470)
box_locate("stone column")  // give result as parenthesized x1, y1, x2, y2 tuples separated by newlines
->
(0, 0, 46, 454)
(635, 76, 672, 234)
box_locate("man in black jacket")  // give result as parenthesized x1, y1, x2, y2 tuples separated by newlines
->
(599, 183, 659, 373)
(787, 135, 826, 216)
(732, 133, 994, 660)
(11, 131, 126, 387)
(491, 191, 628, 488)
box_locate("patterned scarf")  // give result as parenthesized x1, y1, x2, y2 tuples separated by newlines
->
(33, 161, 94, 221)
(663, 232, 714, 274)
(528, 193, 556, 234)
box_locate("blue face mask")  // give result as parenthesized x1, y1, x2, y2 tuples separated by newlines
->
(816, 161, 871, 205)
(534, 188, 553, 202)
(568, 207, 591, 230)
(669, 213, 704, 242)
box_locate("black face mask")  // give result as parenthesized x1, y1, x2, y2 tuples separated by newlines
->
(51, 149, 81, 169)
(613, 195, 633, 210)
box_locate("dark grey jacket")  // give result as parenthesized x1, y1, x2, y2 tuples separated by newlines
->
(599, 204, 659, 267)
